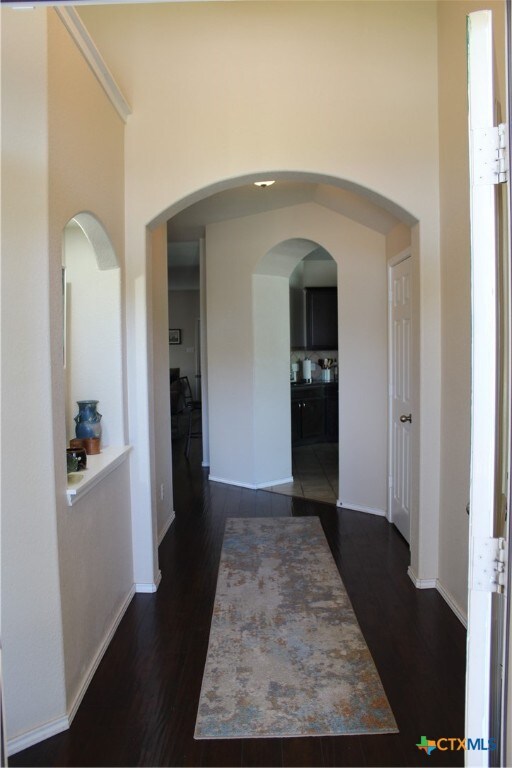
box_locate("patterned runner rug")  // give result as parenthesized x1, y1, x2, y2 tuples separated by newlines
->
(194, 517, 397, 739)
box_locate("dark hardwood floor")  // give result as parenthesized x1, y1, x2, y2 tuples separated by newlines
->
(11, 437, 466, 767)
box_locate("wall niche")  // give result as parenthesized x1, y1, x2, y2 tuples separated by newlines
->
(62, 213, 124, 450)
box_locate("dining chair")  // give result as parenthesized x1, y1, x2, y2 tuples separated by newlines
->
(179, 376, 202, 457)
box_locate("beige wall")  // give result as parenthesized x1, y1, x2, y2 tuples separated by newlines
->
(2, 6, 132, 747)
(48, 5, 132, 716)
(1, 8, 68, 743)
(253, 273, 293, 485)
(386, 223, 411, 261)
(437, 0, 506, 617)
(206, 202, 388, 510)
(80, 0, 442, 581)
(8, 0, 507, 749)
(79, 1, 440, 225)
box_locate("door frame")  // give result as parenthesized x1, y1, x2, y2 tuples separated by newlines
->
(465, 9, 510, 763)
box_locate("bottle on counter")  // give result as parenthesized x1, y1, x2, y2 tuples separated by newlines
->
(302, 358, 312, 383)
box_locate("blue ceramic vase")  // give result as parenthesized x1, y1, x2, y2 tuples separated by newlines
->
(74, 400, 102, 439)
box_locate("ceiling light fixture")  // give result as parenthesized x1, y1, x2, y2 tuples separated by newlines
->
(254, 180, 275, 188)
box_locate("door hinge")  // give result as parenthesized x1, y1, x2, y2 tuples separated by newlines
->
(472, 536, 508, 594)
(470, 123, 508, 185)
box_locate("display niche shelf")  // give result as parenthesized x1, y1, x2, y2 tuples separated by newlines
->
(66, 445, 131, 507)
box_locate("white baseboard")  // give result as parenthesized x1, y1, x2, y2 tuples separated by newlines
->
(208, 474, 293, 490)
(135, 571, 162, 594)
(336, 500, 386, 517)
(408, 566, 437, 589)
(408, 567, 467, 626)
(436, 578, 467, 627)
(209, 474, 254, 489)
(255, 476, 294, 489)
(7, 584, 136, 756)
(7, 715, 70, 757)
(135, 570, 162, 593)
(158, 510, 175, 545)
(67, 585, 136, 723)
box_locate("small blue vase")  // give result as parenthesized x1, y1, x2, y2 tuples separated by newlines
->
(74, 400, 102, 439)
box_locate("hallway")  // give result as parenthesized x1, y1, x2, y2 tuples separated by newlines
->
(11, 443, 466, 767)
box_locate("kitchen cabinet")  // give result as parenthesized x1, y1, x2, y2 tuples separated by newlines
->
(325, 386, 339, 441)
(305, 287, 338, 350)
(291, 382, 338, 445)
(292, 386, 325, 443)
(290, 285, 306, 349)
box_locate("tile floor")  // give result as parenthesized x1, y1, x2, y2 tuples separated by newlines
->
(265, 442, 339, 505)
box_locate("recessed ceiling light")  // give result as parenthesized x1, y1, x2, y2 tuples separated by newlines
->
(254, 180, 275, 188)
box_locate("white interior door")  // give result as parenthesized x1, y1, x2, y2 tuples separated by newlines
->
(389, 253, 412, 543)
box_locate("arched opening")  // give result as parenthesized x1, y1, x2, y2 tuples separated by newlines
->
(161, 175, 415, 522)
(290, 245, 339, 503)
(159, 172, 419, 547)
(62, 213, 125, 450)
(251, 238, 339, 498)
(153, 171, 417, 231)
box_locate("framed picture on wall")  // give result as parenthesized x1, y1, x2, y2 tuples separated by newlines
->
(169, 328, 181, 345)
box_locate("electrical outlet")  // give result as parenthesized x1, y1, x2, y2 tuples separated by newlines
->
(160, 484, 164, 501)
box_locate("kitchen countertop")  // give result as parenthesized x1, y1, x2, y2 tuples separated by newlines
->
(291, 380, 338, 387)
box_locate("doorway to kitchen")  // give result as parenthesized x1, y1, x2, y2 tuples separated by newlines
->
(264, 247, 339, 505)
(165, 179, 405, 520)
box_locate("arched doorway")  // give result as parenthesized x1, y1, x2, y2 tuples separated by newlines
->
(251, 238, 339, 500)
(257, 241, 340, 504)
(161, 176, 414, 529)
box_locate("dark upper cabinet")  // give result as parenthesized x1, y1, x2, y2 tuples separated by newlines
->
(290, 285, 306, 349)
(305, 287, 338, 350)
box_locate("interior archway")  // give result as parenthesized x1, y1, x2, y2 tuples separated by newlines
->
(163, 176, 411, 503)
(252, 238, 339, 497)
(153, 171, 418, 232)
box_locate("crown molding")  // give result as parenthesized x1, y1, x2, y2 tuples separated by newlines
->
(55, 6, 131, 123)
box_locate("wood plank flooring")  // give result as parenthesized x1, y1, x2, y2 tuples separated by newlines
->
(10, 439, 466, 767)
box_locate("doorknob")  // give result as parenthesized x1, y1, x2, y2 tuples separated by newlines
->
(400, 414, 412, 423)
